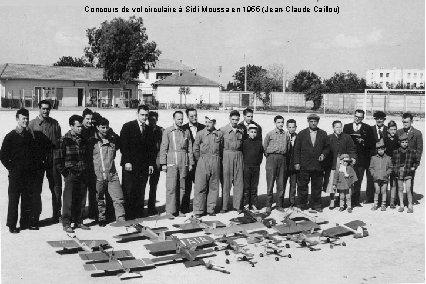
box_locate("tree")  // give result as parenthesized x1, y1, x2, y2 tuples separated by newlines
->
(53, 56, 93, 67)
(233, 65, 267, 91)
(178, 86, 191, 105)
(225, 81, 237, 91)
(84, 16, 161, 85)
(324, 71, 366, 93)
(291, 70, 325, 110)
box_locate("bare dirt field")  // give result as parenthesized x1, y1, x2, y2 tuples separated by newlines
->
(1, 109, 424, 284)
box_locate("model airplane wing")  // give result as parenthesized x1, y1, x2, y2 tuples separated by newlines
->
(206, 222, 264, 236)
(84, 259, 154, 272)
(110, 215, 169, 227)
(321, 226, 352, 237)
(79, 250, 133, 262)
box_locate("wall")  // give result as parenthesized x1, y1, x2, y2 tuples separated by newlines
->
(155, 85, 220, 105)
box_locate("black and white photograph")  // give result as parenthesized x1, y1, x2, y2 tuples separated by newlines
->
(0, 0, 424, 283)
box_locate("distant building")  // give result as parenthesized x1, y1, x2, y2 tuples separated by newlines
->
(152, 71, 220, 106)
(138, 59, 194, 103)
(366, 67, 425, 89)
(0, 63, 139, 108)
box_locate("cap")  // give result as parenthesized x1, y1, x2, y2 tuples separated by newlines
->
(376, 139, 385, 148)
(339, 153, 351, 161)
(248, 124, 258, 130)
(398, 132, 408, 141)
(373, 111, 386, 119)
(205, 114, 216, 121)
(307, 113, 320, 121)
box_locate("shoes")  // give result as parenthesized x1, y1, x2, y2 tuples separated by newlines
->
(98, 221, 106, 227)
(148, 209, 159, 216)
(194, 214, 203, 218)
(316, 208, 323, 213)
(381, 205, 386, 211)
(63, 225, 74, 233)
(299, 204, 309, 211)
(329, 200, 335, 210)
(407, 206, 413, 213)
(347, 207, 353, 213)
(76, 223, 91, 230)
(29, 224, 39, 230)
(339, 207, 345, 212)
(371, 205, 378, 211)
(166, 213, 175, 220)
(9, 226, 19, 234)
(265, 207, 272, 214)
(219, 210, 228, 214)
(178, 212, 186, 217)
(208, 213, 216, 216)
(398, 207, 404, 213)
(236, 209, 243, 214)
(276, 207, 286, 213)
(390, 204, 396, 209)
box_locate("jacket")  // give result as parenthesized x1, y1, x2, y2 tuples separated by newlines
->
(243, 137, 263, 167)
(371, 125, 388, 142)
(151, 125, 164, 168)
(263, 128, 288, 155)
(333, 164, 358, 190)
(397, 127, 423, 163)
(55, 130, 88, 177)
(293, 127, 330, 171)
(182, 122, 205, 144)
(326, 133, 357, 170)
(88, 131, 119, 180)
(384, 135, 399, 157)
(369, 154, 392, 181)
(193, 128, 223, 161)
(391, 148, 418, 178)
(238, 120, 263, 141)
(160, 125, 194, 167)
(286, 132, 297, 170)
(120, 120, 155, 170)
(220, 124, 244, 151)
(343, 122, 375, 166)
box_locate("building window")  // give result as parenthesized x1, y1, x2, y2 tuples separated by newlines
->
(386, 73, 389, 77)
(145, 72, 149, 79)
(413, 83, 417, 88)
(380, 73, 383, 78)
(156, 72, 173, 80)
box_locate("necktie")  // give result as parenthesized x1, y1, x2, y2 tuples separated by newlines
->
(378, 127, 383, 139)
(140, 124, 144, 134)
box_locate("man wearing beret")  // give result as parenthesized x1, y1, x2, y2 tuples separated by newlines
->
(294, 114, 329, 212)
(396, 112, 423, 198)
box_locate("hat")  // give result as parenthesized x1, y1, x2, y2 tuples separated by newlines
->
(398, 132, 408, 141)
(307, 113, 320, 121)
(373, 111, 386, 119)
(376, 139, 385, 148)
(248, 124, 258, 130)
(339, 154, 351, 161)
(205, 114, 216, 121)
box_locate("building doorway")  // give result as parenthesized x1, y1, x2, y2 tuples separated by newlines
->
(78, 89, 84, 107)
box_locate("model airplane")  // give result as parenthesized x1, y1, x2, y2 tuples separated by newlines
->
(230, 207, 276, 228)
(284, 207, 327, 224)
(215, 236, 257, 267)
(172, 216, 226, 233)
(273, 218, 321, 235)
(204, 222, 265, 236)
(286, 232, 321, 251)
(83, 258, 155, 279)
(321, 220, 369, 239)
(147, 236, 217, 268)
(259, 240, 292, 261)
(47, 234, 110, 254)
(79, 248, 135, 264)
(111, 221, 168, 243)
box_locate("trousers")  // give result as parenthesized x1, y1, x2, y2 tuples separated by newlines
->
(166, 164, 187, 214)
(33, 165, 62, 221)
(243, 166, 260, 208)
(122, 168, 149, 220)
(148, 168, 161, 210)
(62, 172, 87, 226)
(193, 156, 220, 215)
(297, 170, 324, 210)
(95, 173, 125, 222)
(221, 151, 244, 211)
(7, 170, 34, 228)
(265, 154, 286, 208)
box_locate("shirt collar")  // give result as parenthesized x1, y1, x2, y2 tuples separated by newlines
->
(189, 122, 197, 128)
(309, 128, 318, 133)
(274, 128, 284, 134)
(15, 126, 26, 134)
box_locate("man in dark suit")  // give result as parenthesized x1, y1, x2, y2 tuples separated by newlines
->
(366, 111, 388, 203)
(397, 112, 423, 196)
(181, 108, 205, 213)
(120, 105, 154, 219)
(238, 108, 262, 141)
(294, 114, 329, 212)
(343, 109, 375, 207)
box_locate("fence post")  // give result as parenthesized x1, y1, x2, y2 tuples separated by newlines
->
(404, 93, 407, 112)
(342, 94, 345, 112)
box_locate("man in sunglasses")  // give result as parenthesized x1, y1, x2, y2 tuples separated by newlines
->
(343, 109, 375, 207)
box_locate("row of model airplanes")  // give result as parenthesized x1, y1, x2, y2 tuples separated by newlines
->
(47, 206, 369, 280)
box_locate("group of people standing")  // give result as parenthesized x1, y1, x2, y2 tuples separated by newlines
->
(1, 103, 422, 234)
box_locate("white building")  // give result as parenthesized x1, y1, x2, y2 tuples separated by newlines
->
(366, 67, 425, 89)
(153, 71, 220, 106)
(138, 59, 194, 103)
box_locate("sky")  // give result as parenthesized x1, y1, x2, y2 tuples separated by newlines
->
(0, 0, 424, 85)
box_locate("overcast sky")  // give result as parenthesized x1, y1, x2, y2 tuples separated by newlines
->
(0, 0, 424, 85)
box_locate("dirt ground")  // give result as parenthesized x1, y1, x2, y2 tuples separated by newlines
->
(1, 109, 424, 284)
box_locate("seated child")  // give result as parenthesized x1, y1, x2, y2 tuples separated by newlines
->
(333, 154, 358, 213)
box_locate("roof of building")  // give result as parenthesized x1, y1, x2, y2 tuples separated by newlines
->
(0, 63, 142, 83)
(151, 59, 194, 72)
(153, 71, 219, 87)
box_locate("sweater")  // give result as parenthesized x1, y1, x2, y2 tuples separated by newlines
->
(243, 138, 264, 167)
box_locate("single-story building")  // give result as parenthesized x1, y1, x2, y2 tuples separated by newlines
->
(153, 71, 220, 106)
(0, 63, 140, 108)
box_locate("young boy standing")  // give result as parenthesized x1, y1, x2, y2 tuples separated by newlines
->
(369, 140, 392, 211)
(392, 133, 418, 213)
(284, 119, 298, 208)
(333, 154, 357, 213)
(242, 124, 264, 210)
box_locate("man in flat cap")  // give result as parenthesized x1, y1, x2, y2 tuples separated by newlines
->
(294, 114, 329, 212)
(192, 114, 223, 217)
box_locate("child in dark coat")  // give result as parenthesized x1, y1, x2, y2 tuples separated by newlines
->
(369, 139, 392, 211)
(242, 124, 264, 210)
(333, 154, 358, 213)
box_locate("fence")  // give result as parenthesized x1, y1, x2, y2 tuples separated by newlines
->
(220, 91, 425, 116)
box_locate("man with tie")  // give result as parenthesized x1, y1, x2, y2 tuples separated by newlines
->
(294, 114, 329, 212)
(343, 109, 375, 207)
(120, 105, 155, 219)
(181, 108, 205, 213)
(238, 108, 262, 141)
(396, 112, 423, 197)
(366, 111, 388, 203)
(284, 119, 298, 208)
